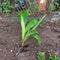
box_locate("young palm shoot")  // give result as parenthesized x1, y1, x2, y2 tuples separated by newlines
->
(18, 10, 46, 49)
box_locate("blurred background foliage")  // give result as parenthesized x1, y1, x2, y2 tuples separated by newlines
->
(0, 0, 60, 14)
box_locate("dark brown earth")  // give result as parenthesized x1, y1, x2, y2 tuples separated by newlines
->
(0, 15, 60, 60)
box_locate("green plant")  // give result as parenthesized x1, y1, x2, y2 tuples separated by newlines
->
(37, 52, 46, 60)
(26, 0, 40, 13)
(18, 10, 46, 49)
(48, 0, 56, 11)
(2, 0, 14, 13)
(37, 52, 60, 60)
(49, 54, 60, 60)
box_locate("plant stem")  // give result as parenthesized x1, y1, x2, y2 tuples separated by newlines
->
(22, 39, 24, 49)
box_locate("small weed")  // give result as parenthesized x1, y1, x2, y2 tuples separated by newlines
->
(37, 52, 60, 60)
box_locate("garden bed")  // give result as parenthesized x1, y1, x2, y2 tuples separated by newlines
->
(0, 14, 60, 60)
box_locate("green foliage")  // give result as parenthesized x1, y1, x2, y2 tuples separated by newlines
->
(49, 54, 60, 60)
(27, 0, 40, 13)
(1, 0, 14, 13)
(0, 7, 2, 12)
(48, 0, 56, 11)
(18, 10, 46, 48)
(37, 52, 46, 60)
(37, 52, 60, 60)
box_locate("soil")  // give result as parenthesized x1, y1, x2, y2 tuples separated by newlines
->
(0, 14, 60, 60)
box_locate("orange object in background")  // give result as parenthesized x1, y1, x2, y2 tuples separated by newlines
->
(38, 0, 47, 12)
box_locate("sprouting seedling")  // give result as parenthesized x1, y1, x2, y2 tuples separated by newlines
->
(18, 10, 46, 49)
(37, 52, 60, 60)
(37, 52, 46, 60)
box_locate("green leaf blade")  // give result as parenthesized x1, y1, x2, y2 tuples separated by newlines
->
(18, 10, 28, 23)
(25, 19, 38, 33)
(33, 34, 41, 45)
(21, 15, 25, 40)
(33, 14, 46, 30)
(25, 30, 38, 41)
